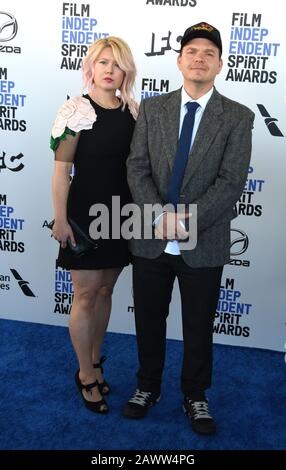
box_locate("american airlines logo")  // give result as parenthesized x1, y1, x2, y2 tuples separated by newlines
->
(257, 105, 284, 137)
(10, 269, 35, 297)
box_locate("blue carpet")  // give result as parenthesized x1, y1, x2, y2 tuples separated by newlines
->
(0, 318, 285, 450)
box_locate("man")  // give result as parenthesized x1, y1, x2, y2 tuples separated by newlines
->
(123, 22, 254, 435)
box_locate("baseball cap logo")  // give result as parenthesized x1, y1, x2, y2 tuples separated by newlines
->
(192, 23, 214, 32)
(0, 12, 18, 42)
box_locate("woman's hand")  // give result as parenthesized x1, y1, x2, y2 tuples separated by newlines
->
(52, 220, 76, 249)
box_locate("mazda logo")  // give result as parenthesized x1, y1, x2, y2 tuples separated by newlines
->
(0, 12, 18, 42)
(230, 228, 249, 256)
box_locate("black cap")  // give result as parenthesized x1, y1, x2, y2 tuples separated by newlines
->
(180, 22, 222, 54)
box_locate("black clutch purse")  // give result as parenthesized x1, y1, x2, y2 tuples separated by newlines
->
(48, 218, 98, 257)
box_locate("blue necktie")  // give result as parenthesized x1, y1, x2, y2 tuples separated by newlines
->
(166, 101, 200, 205)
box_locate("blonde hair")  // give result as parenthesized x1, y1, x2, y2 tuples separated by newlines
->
(82, 36, 137, 112)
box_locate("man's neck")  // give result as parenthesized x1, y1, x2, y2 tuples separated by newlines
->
(183, 82, 214, 100)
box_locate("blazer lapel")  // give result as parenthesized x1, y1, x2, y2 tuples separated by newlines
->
(158, 89, 181, 170)
(181, 89, 224, 191)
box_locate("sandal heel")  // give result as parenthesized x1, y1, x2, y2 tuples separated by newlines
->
(75, 370, 109, 414)
(93, 356, 110, 395)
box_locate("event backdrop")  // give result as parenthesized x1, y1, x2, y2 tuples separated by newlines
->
(1, 0, 285, 352)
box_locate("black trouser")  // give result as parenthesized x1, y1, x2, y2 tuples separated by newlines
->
(132, 253, 223, 396)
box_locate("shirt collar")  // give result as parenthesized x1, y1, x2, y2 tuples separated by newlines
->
(181, 86, 214, 111)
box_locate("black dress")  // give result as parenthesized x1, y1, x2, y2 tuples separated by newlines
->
(57, 95, 136, 270)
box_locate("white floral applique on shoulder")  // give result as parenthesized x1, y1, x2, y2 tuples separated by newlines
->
(50, 96, 97, 151)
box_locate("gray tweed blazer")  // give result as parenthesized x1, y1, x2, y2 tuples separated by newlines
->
(126, 87, 255, 267)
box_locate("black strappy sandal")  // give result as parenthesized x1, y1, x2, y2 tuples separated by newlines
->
(75, 370, 109, 413)
(93, 356, 110, 395)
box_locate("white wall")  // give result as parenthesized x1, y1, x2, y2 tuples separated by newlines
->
(1, 0, 285, 351)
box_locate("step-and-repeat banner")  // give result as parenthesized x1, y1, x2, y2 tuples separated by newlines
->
(1, 0, 285, 352)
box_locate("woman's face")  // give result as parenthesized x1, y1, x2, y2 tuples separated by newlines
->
(92, 46, 125, 92)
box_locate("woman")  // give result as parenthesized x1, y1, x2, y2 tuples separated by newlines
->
(50, 37, 138, 413)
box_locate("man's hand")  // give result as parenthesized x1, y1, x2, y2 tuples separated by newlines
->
(154, 212, 191, 240)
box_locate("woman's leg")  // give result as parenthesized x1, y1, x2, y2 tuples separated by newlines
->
(70, 269, 104, 403)
(92, 267, 122, 383)
(70, 267, 122, 400)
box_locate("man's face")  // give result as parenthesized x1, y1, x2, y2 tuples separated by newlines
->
(177, 37, 223, 87)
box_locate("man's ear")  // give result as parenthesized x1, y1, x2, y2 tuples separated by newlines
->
(217, 58, 223, 75)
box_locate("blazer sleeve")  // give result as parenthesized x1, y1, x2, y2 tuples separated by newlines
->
(126, 100, 164, 208)
(194, 108, 255, 233)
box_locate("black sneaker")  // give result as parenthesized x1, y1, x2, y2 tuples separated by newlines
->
(123, 388, 161, 419)
(183, 397, 216, 435)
